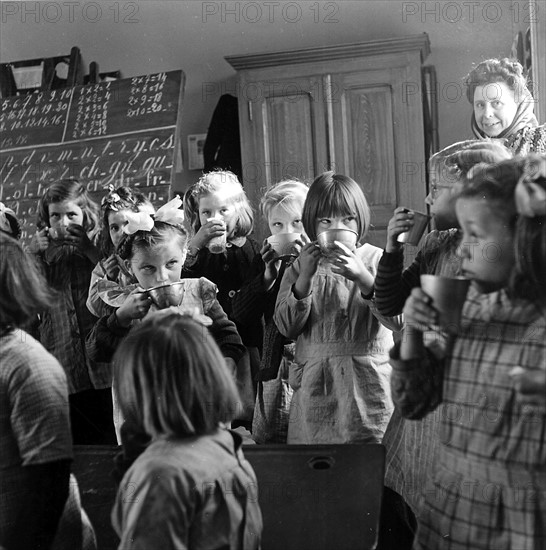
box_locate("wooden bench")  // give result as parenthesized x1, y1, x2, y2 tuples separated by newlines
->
(73, 443, 385, 550)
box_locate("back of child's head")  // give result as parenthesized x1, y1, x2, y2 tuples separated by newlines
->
(260, 179, 309, 221)
(117, 220, 188, 261)
(302, 171, 370, 242)
(0, 202, 21, 240)
(37, 178, 100, 239)
(429, 140, 512, 187)
(512, 154, 546, 302)
(184, 170, 253, 238)
(113, 311, 240, 438)
(0, 232, 53, 329)
(99, 185, 155, 256)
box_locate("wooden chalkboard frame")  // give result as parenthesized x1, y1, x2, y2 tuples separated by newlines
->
(0, 70, 185, 243)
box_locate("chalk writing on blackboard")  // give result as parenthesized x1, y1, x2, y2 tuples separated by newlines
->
(0, 70, 185, 243)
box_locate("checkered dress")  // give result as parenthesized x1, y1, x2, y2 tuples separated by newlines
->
(390, 286, 546, 550)
(0, 330, 73, 537)
(37, 252, 101, 393)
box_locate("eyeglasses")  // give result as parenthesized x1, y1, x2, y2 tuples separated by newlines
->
(429, 183, 452, 199)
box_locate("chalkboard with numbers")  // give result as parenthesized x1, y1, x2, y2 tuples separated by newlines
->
(0, 70, 185, 243)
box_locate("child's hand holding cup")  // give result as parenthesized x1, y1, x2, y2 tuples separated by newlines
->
(420, 275, 470, 333)
(28, 227, 50, 253)
(396, 209, 430, 246)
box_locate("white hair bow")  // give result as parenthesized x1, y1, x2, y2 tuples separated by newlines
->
(0, 202, 15, 233)
(123, 195, 185, 235)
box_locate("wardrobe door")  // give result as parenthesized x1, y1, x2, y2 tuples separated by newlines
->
(239, 75, 329, 240)
(330, 64, 426, 248)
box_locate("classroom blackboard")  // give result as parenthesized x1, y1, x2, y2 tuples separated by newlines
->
(0, 70, 185, 242)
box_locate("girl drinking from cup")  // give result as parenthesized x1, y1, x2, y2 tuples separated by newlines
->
(111, 311, 262, 549)
(86, 199, 244, 372)
(391, 156, 546, 549)
(29, 178, 116, 445)
(374, 140, 512, 549)
(274, 171, 403, 444)
(86, 200, 245, 463)
(87, 185, 155, 318)
(184, 170, 261, 427)
(231, 179, 308, 443)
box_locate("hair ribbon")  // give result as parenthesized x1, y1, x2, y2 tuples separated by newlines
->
(123, 195, 184, 235)
(0, 202, 14, 233)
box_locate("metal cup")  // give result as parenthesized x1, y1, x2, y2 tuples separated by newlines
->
(420, 275, 470, 332)
(147, 282, 185, 309)
(397, 210, 430, 246)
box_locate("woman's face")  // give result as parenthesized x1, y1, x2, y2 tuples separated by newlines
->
(473, 82, 519, 137)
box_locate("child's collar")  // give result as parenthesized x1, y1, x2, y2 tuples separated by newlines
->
(227, 236, 247, 248)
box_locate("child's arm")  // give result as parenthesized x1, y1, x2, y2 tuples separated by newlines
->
(390, 286, 444, 419)
(200, 279, 247, 364)
(86, 256, 130, 318)
(375, 248, 422, 317)
(86, 312, 130, 364)
(274, 249, 319, 339)
(292, 241, 321, 299)
(28, 228, 50, 255)
(86, 289, 152, 363)
(231, 241, 283, 327)
(184, 219, 226, 269)
(87, 261, 109, 317)
(330, 243, 404, 332)
(206, 299, 246, 365)
(374, 208, 423, 317)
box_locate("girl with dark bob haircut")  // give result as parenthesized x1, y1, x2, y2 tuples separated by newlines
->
(301, 171, 371, 242)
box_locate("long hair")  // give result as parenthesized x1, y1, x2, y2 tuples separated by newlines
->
(37, 178, 100, 241)
(302, 171, 370, 242)
(260, 179, 309, 222)
(113, 311, 240, 438)
(184, 170, 253, 238)
(99, 186, 154, 257)
(513, 155, 546, 302)
(0, 233, 54, 331)
(116, 220, 188, 261)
